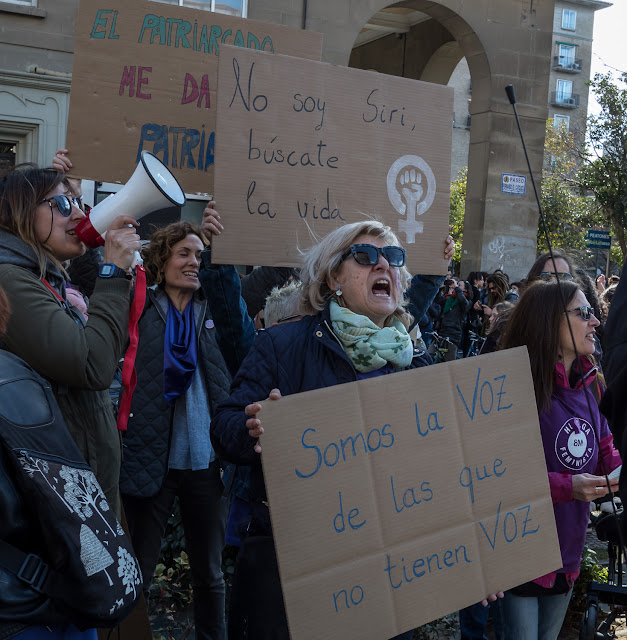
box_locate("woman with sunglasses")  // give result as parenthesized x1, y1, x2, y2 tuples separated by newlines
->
(211, 221, 503, 640)
(0, 164, 140, 519)
(499, 279, 620, 640)
(524, 249, 575, 288)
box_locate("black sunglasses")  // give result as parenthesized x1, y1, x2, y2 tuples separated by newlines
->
(540, 271, 573, 280)
(38, 194, 80, 217)
(564, 306, 595, 321)
(341, 244, 406, 267)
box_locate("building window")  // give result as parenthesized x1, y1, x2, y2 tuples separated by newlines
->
(562, 9, 576, 31)
(150, 0, 247, 17)
(556, 79, 573, 103)
(558, 44, 575, 67)
(553, 114, 570, 131)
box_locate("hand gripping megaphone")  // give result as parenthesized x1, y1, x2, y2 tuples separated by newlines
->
(74, 151, 186, 263)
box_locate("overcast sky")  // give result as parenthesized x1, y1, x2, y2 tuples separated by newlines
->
(589, 1, 627, 112)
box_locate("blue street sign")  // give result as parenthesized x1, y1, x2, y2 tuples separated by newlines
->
(586, 230, 611, 249)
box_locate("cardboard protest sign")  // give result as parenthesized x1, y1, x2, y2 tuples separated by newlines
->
(65, 0, 322, 195)
(212, 45, 452, 274)
(259, 347, 561, 640)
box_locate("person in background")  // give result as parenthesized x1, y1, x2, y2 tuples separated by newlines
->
(524, 249, 575, 288)
(0, 163, 138, 517)
(431, 276, 470, 360)
(462, 272, 484, 355)
(478, 301, 513, 355)
(574, 268, 604, 367)
(240, 266, 297, 321)
(475, 272, 518, 335)
(262, 280, 303, 328)
(119, 207, 255, 640)
(599, 262, 627, 546)
(499, 280, 621, 640)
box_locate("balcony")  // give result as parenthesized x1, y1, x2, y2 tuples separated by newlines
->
(552, 56, 583, 73)
(550, 92, 580, 108)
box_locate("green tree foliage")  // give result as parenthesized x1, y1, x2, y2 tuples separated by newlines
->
(449, 167, 466, 268)
(540, 121, 600, 253)
(542, 73, 627, 263)
(577, 72, 627, 260)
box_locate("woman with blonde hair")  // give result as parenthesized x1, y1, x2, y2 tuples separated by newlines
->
(212, 221, 502, 640)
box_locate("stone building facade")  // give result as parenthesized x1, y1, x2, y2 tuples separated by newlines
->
(1, 0, 563, 278)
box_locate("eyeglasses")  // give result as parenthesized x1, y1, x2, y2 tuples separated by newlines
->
(38, 194, 80, 217)
(540, 271, 573, 280)
(564, 306, 595, 321)
(341, 244, 406, 267)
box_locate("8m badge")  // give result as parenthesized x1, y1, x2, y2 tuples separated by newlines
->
(554, 417, 595, 470)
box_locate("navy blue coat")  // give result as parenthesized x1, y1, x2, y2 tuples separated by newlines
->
(211, 302, 432, 535)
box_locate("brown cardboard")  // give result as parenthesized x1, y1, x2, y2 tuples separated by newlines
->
(258, 347, 562, 639)
(65, 0, 322, 196)
(212, 45, 453, 274)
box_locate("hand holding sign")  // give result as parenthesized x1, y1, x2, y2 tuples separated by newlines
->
(245, 388, 281, 453)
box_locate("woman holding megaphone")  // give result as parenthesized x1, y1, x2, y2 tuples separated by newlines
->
(0, 162, 141, 517)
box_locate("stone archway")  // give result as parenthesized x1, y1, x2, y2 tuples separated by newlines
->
(298, 0, 555, 279)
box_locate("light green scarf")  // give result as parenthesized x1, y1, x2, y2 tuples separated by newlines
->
(330, 300, 413, 373)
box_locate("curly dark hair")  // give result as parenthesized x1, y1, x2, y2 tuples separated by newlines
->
(142, 221, 208, 287)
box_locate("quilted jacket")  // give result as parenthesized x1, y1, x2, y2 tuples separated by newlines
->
(119, 251, 255, 498)
(211, 301, 434, 536)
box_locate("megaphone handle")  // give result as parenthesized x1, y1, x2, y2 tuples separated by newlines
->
(131, 250, 143, 269)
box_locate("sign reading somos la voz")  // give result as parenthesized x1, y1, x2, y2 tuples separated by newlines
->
(65, 0, 322, 195)
(259, 348, 561, 640)
(212, 46, 452, 275)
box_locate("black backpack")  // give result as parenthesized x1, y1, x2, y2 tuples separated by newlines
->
(0, 350, 141, 630)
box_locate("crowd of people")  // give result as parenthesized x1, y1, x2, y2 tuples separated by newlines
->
(0, 151, 625, 640)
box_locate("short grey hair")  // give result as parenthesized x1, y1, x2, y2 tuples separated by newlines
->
(264, 281, 302, 327)
(299, 220, 411, 327)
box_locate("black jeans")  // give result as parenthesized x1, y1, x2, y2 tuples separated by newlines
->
(228, 536, 289, 640)
(123, 462, 228, 640)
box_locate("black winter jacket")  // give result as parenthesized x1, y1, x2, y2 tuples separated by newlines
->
(435, 286, 471, 344)
(119, 256, 255, 498)
(211, 303, 432, 536)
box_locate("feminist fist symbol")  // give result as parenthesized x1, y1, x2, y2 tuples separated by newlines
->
(387, 155, 436, 244)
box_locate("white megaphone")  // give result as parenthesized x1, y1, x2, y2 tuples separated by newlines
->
(74, 151, 186, 265)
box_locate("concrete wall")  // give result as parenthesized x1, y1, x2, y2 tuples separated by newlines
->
(0, 0, 78, 73)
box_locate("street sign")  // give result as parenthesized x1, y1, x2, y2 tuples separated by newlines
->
(586, 230, 611, 249)
(501, 173, 526, 195)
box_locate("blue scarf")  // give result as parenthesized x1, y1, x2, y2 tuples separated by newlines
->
(163, 298, 198, 406)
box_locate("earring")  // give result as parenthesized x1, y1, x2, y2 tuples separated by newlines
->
(335, 287, 342, 296)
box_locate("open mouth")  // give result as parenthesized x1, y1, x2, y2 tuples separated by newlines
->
(372, 279, 390, 297)
(183, 271, 198, 278)
(67, 230, 76, 236)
